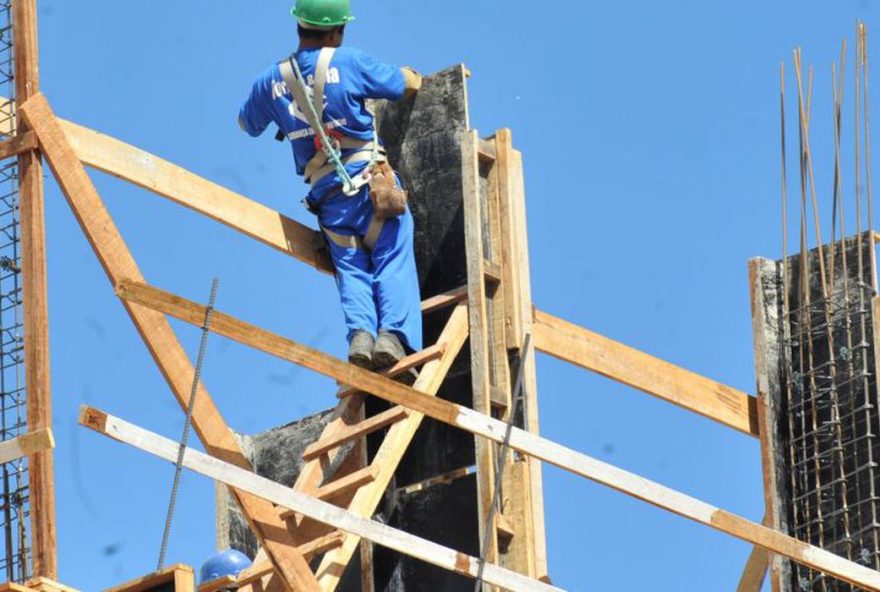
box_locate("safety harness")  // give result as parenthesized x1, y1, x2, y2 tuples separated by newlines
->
(279, 47, 389, 250)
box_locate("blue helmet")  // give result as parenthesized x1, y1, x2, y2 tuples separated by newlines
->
(199, 548, 253, 583)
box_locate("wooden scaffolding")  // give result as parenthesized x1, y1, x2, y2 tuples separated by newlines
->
(5, 1, 880, 590)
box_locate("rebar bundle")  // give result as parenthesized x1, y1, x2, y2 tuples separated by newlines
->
(779, 24, 880, 591)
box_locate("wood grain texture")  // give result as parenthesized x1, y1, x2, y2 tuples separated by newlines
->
(247, 304, 470, 591)
(81, 408, 563, 592)
(104, 564, 193, 592)
(748, 258, 790, 592)
(535, 309, 760, 437)
(111, 279, 880, 589)
(0, 428, 54, 465)
(494, 128, 546, 576)
(23, 94, 319, 592)
(461, 130, 499, 570)
(12, 0, 55, 578)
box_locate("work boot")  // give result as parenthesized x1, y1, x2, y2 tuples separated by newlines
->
(373, 331, 419, 385)
(372, 330, 406, 370)
(348, 330, 375, 369)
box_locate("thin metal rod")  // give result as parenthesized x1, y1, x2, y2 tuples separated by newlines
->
(157, 278, 219, 570)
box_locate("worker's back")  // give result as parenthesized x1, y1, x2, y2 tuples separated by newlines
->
(239, 46, 405, 198)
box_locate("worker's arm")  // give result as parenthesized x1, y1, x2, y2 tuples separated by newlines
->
(238, 68, 275, 137)
(354, 49, 412, 102)
(401, 67, 422, 98)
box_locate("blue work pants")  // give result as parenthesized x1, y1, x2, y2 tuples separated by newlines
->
(318, 185, 422, 352)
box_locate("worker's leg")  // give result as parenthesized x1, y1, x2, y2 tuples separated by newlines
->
(371, 208, 423, 352)
(326, 238, 378, 343)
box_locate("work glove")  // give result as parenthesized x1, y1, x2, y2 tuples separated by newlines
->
(401, 66, 423, 98)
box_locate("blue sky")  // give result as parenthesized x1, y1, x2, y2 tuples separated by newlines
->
(31, 0, 878, 589)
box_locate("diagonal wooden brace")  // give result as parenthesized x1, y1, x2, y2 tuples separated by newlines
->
(19, 92, 319, 592)
(115, 278, 880, 591)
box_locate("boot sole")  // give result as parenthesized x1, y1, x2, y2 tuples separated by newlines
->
(349, 353, 374, 370)
(372, 350, 402, 371)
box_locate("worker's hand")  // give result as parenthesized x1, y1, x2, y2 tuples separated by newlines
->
(401, 66, 423, 98)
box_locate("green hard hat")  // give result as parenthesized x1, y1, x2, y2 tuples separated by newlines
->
(292, 0, 355, 28)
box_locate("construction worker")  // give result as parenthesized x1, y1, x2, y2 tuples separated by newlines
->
(238, 0, 424, 377)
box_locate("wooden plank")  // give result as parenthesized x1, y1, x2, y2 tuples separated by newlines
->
(20, 94, 319, 592)
(310, 304, 471, 590)
(238, 531, 345, 584)
(302, 406, 409, 461)
(421, 285, 468, 313)
(478, 137, 497, 163)
(359, 540, 376, 592)
(398, 466, 475, 495)
(104, 565, 193, 592)
(534, 309, 760, 437)
(314, 465, 376, 502)
(737, 531, 770, 592)
(0, 428, 54, 465)
(462, 130, 499, 571)
(496, 129, 525, 347)
(336, 343, 445, 398)
(299, 531, 345, 560)
(64, 117, 333, 274)
(113, 278, 880, 591)
(26, 577, 81, 592)
(0, 131, 37, 160)
(12, 0, 55, 578)
(0, 98, 333, 275)
(502, 136, 548, 576)
(173, 569, 194, 592)
(749, 258, 792, 592)
(253, 304, 471, 591)
(0, 583, 31, 592)
(486, 130, 527, 576)
(483, 259, 503, 285)
(80, 407, 564, 592)
(196, 575, 236, 592)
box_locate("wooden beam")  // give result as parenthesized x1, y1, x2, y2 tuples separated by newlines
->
(493, 128, 546, 576)
(19, 93, 319, 592)
(26, 577, 81, 592)
(116, 278, 880, 591)
(737, 535, 769, 592)
(462, 130, 500, 571)
(80, 407, 563, 592)
(104, 564, 194, 592)
(534, 309, 760, 437)
(335, 343, 445, 398)
(302, 406, 409, 461)
(313, 465, 376, 502)
(12, 0, 56, 578)
(749, 258, 793, 592)
(420, 285, 468, 313)
(243, 302, 471, 591)
(0, 428, 54, 465)
(0, 96, 333, 275)
(0, 130, 37, 160)
(309, 303, 470, 590)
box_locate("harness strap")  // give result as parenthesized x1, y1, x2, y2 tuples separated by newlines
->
(313, 47, 335, 124)
(321, 225, 365, 250)
(321, 217, 384, 252)
(308, 149, 377, 186)
(363, 216, 385, 251)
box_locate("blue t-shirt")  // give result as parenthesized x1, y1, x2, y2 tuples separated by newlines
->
(239, 46, 405, 199)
